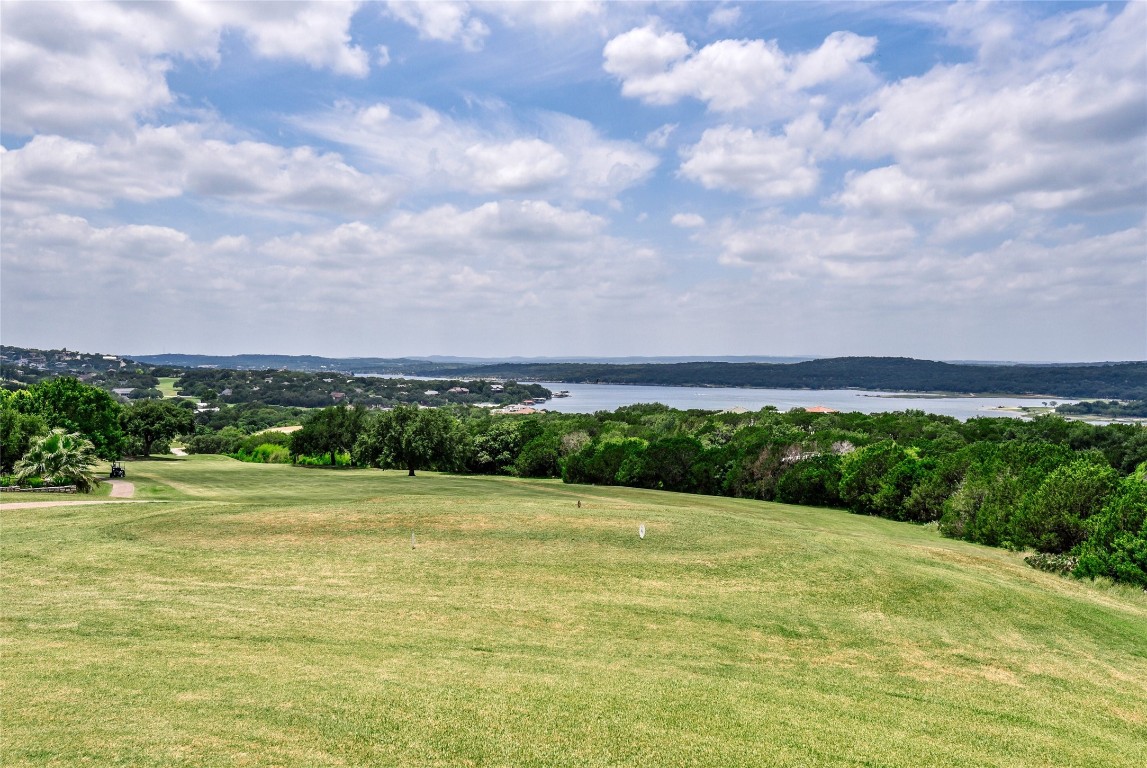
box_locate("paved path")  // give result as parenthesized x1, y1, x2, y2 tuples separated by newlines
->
(2, 478, 137, 510)
(0, 499, 160, 510)
(108, 479, 135, 498)
(171, 447, 187, 456)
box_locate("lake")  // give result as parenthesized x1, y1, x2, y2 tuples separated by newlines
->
(534, 381, 1075, 421)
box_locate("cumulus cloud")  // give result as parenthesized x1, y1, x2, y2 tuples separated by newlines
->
(0, 124, 399, 218)
(716, 212, 917, 274)
(835, 2, 1146, 217)
(679, 125, 819, 199)
(603, 24, 876, 113)
(0, 1, 369, 137)
(300, 101, 658, 200)
(1, 201, 665, 353)
(386, 1, 489, 50)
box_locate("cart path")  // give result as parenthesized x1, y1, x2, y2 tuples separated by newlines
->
(171, 447, 187, 456)
(108, 479, 135, 498)
(0, 499, 167, 510)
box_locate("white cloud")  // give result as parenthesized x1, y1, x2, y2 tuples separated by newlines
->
(679, 125, 818, 199)
(386, 1, 489, 50)
(671, 213, 706, 228)
(603, 24, 876, 113)
(485, 1, 604, 29)
(1, 201, 666, 353)
(644, 123, 677, 149)
(707, 6, 742, 30)
(834, 165, 938, 215)
(716, 212, 917, 274)
(0, 1, 369, 137)
(0, 124, 399, 217)
(835, 2, 1146, 216)
(789, 31, 878, 91)
(300, 101, 658, 200)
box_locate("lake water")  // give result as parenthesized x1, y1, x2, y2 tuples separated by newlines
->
(534, 382, 1076, 421)
(357, 373, 1078, 421)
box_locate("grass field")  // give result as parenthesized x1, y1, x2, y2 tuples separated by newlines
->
(155, 376, 182, 399)
(3, 456, 1145, 766)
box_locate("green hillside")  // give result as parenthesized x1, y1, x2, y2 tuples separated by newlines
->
(3, 457, 1145, 766)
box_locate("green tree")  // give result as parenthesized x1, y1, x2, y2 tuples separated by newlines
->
(1018, 459, 1118, 553)
(514, 433, 561, 478)
(22, 377, 124, 459)
(291, 405, 368, 466)
(14, 429, 101, 492)
(120, 399, 196, 457)
(840, 440, 913, 517)
(354, 405, 465, 476)
(1073, 464, 1147, 586)
(0, 404, 47, 473)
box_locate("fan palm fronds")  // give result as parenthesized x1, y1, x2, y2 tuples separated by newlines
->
(13, 429, 101, 493)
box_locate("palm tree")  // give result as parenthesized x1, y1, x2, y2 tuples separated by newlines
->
(14, 429, 101, 493)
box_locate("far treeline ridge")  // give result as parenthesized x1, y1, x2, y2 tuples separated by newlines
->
(129, 353, 1147, 400)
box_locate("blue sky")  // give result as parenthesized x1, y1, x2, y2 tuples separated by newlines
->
(1, 1, 1144, 361)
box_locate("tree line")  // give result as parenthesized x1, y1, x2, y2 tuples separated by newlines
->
(382, 357, 1147, 400)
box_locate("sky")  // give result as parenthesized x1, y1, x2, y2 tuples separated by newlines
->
(1, 1, 1144, 362)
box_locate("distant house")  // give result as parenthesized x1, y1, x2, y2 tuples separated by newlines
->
(490, 384, 504, 392)
(111, 387, 134, 396)
(331, 392, 346, 402)
(448, 387, 469, 394)
(803, 406, 839, 414)
(424, 390, 439, 396)
(220, 388, 233, 396)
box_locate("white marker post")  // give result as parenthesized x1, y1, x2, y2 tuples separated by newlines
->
(639, 524, 645, 540)
(411, 532, 416, 549)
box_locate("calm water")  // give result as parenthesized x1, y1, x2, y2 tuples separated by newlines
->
(535, 382, 1076, 421)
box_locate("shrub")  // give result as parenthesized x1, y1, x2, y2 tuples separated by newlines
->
(233, 443, 291, 464)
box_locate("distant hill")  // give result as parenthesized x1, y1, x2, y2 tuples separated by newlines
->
(396, 357, 1146, 399)
(128, 352, 1147, 400)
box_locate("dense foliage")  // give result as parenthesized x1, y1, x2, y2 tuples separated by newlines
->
(13, 429, 101, 492)
(1056, 399, 1147, 418)
(121, 400, 197, 457)
(2, 378, 126, 460)
(174, 368, 549, 409)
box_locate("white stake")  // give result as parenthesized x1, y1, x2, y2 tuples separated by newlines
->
(639, 524, 645, 539)
(411, 532, 416, 549)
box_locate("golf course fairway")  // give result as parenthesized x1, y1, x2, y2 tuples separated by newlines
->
(3, 455, 1145, 766)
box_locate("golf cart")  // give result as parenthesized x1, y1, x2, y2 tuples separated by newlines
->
(110, 461, 126, 479)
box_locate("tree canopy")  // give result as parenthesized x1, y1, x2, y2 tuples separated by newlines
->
(354, 405, 465, 476)
(290, 405, 368, 466)
(18, 377, 125, 459)
(121, 399, 196, 457)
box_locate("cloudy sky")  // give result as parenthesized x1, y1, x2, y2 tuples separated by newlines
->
(1, 1, 1144, 361)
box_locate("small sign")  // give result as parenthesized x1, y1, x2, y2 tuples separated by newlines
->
(639, 524, 645, 539)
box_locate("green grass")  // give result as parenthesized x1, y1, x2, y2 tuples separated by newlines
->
(155, 376, 183, 399)
(3, 456, 1145, 766)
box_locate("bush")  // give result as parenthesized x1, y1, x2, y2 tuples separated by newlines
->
(233, 443, 292, 464)
(186, 427, 245, 455)
(1072, 464, 1147, 587)
(1025, 552, 1079, 576)
(295, 451, 352, 467)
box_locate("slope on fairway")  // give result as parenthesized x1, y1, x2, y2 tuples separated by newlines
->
(2, 455, 1145, 767)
